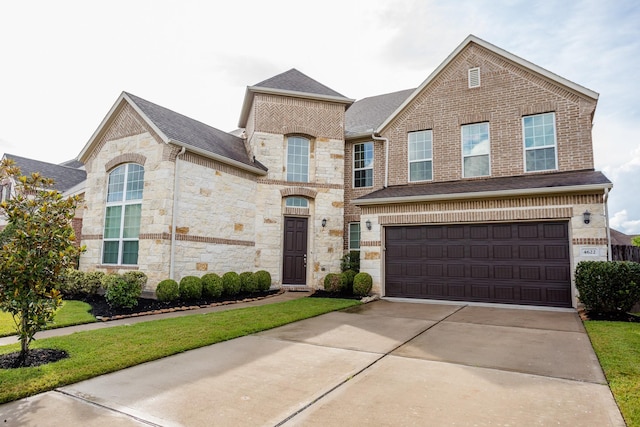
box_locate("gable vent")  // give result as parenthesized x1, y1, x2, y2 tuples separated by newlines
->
(468, 67, 480, 88)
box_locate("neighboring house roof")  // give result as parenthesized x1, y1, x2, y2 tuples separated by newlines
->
(376, 34, 600, 134)
(238, 68, 354, 128)
(354, 170, 612, 205)
(610, 229, 638, 246)
(59, 158, 85, 169)
(2, 153, 87, 193)
(345, 88, 415, 138)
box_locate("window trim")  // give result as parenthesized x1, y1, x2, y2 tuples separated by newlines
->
(408, 129, 433, 182)
(522, 112, 558, 173)
(461, 122, 491, 178)
(353, 142, 374, 188)
(286, 136, 310, 183)
(348, 222, 361, 251)
(468, 67, 481, 88)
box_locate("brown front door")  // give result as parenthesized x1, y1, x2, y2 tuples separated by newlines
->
(282, 217, 308, 285)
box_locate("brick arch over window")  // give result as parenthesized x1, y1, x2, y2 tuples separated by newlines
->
(280, 187, 317, 199)
(105, 153, 147, 172)
(281, 127, 317, 139)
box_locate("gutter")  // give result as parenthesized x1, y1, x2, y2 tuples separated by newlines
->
(604, 187, 612, 261)
(371, 133, 389, 188)
(169, 146, 186, 280)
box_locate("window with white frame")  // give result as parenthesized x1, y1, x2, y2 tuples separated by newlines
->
(286, 136, 309, 182)
(102, 163, 144, 265)
(408, 130, 433, 182)
(353, 142, 373, 188)
(462, 122, 490, 178)
(285, 196, 308, 208)
(349, 223, 361, 251)
(523, 112, 557, 172)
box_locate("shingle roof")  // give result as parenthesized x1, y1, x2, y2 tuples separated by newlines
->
(125, 93, 265, 172)
(254, 68, 347, 98)
(610, 229, 638, 246)
(3, 154, 86, 192)
(59, 159, 84, 169)
(345, 88, 415, 138)
(356, 170, 612, 204)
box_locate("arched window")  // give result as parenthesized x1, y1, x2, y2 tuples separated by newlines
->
(285, 196, 309, 208)
(102, 163, 144, 265)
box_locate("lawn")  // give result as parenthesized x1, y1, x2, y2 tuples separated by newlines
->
(0, 300, 96, 337)
(585, 320, 640, 427)
(0, 297, 359, 404)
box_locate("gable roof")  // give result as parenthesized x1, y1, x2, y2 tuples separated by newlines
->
(345, 88, 414, 138)
(376, 34, 599, 134)
(610, 229, 639, 246)
(238, 68, 354, 128)
(79, 93, 266, 175)
(3, 153, 87, 193)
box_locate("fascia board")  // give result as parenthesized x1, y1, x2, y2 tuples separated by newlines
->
(168, 141, 267, 176)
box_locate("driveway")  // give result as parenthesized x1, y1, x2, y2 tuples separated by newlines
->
(0, 299, 625, 426)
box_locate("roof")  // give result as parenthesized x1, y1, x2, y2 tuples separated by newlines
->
(3, 153, 87, 192)
(238, 69, 354, 128)
(345, 88, 414, 138)
(610, 229, 638, 246)
(376, 34, 599, 134)
(354, 170, 612, 205)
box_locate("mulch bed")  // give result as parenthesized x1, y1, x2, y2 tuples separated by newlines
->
(0, 349, 69, 369)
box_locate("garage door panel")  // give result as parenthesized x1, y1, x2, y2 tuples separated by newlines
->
(385, 221, 571, 307)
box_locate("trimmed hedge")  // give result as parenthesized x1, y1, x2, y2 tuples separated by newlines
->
(254, 270, 272, 292)
(103, 273, 142, 309)
(324, 273, 342, 293)
(240, 272, 258, 293)
(202, 273, 223, 298)
(156, 279, 180, 302)
(179, 276, 203, 300)
(222, 272, 241, 296)
(58, 269, 104, 298)
(575, 261, 640, 315)
(353, 272, 373, 297)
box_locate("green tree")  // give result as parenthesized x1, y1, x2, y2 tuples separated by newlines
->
(631, 236, 640, 247)
(0, 159, 82, 365)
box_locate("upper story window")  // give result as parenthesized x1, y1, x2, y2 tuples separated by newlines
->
(462, 122, 490, 178)
(523, 112, 557, 172)
(286, 136, 309, 182)
(408, 130, 433, 182)
(103, 163, 144, 265)
(0, 182, 11, 202)
(353, 142, 373, 188)
(349, 222, 361, 251)
(285, 196, 308, 208)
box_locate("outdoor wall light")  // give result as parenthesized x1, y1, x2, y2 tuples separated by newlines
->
(583, 210, 591, 225)
(321, 218, 327, 228)
(366, 219, 372, 230)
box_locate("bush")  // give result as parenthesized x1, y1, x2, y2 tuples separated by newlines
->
(123, 271, 148, 290)
(59, 269, 103, 298)
(179, 276, 203, 300)
(222, 272, 241, 296)
(342, 270, 357, 289)
(103, 273, 141, 309)
(202, 273, 223, 298)
(240, 272, 258, 293)
(575, 261, 640, 315)
(254, 270, 272, 292)
(85, 271, 105, 293)
(156, 279, 179, 302)
(353, 272, 373, 297)
(324, 273, 342, 293)
(341, 250, 360, 272)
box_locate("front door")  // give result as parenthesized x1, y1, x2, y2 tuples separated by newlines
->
(282, 217, 308, 285)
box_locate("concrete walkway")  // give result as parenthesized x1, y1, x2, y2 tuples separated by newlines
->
(0, 297, 625, 426)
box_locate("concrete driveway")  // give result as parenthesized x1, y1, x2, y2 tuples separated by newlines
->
(0, 300, 625, 426)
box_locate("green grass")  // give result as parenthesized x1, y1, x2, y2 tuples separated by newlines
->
(585, 320, 640, 427)
(0, 297, 359, 404)
(0, 300, 96, 337)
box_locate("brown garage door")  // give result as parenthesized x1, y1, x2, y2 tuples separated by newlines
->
(385, 222, 571, 307)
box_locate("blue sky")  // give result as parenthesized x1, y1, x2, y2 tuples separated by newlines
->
(1, 0, 639, 232)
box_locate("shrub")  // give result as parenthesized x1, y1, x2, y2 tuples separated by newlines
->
(240, 272, 258, 293)
(85, 271, 105, 293)
(222, 272, 241, 296)
(103, 274, 141, 309)
(123, 271, 148, 290)
(254, 270, 272, 292)
(342, 270, 357, 290)
(156, 279, 179, 302)
(341, 250, 360, 273)
(58, 269, 85, 298)
(575, 261, 640, 315)
(202, 273, 223, 298)
(179, 276, 203, 300)
(353, 272, 373, 297)
(324, 273, 342, 293)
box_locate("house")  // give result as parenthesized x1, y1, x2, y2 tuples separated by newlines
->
(6, 35, 612, 309)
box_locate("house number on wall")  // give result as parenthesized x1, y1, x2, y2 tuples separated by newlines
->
(580, 247, 599, 257)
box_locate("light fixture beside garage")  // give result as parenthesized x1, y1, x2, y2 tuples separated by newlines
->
(583, 211, 591, 225)
(321, 218, 327, 228)
(366, 219, 372, 230)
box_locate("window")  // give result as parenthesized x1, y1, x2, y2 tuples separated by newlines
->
(523, 112, 557, 172)
(462, 122, 490, 177)
(408, 130, 433, 182)
(353, 142, 373, 188)
(349, 223, 361, 251)
(286, 136, 309, 182)
(102, 163, 144, 265)
(0, 182, 11, 202)
(285, 196, 308, 208)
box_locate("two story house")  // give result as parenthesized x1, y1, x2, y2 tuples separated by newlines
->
(68, 35, 610, 309)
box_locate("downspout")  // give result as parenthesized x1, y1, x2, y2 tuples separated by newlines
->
(604, 187, 612, 261)
(371, 133, 389, 188)
(169, 146, 186, 280)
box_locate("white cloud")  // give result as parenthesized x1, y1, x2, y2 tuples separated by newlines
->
(610, 210, 640, 235)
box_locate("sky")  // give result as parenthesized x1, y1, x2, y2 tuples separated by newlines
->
(1, 0, 639, 233)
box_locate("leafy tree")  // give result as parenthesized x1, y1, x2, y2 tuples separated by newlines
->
(632, 236, 640, 247)
(0, 159, 82, 365)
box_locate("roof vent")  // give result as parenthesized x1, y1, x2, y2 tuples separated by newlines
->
(468, 67, 480, 88)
